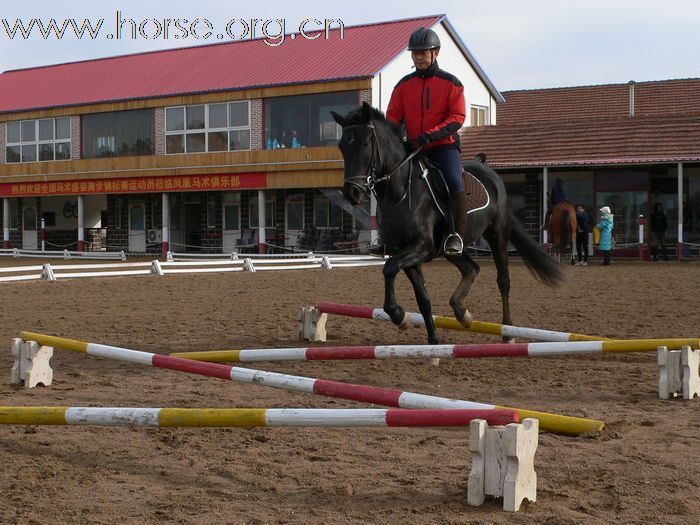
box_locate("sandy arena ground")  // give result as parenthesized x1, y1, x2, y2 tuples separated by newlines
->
(0, 255, 698, 524)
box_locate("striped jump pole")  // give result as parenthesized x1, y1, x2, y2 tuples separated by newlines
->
(0, 406, 519, 428)
(170, 338, 700, 363)
(315, 302, 609, 342)
(20, 331, 604, 436)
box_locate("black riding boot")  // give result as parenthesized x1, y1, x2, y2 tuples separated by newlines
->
(445, 191, 468, 255)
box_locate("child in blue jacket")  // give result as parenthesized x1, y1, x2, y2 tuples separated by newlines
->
(597, 206, 614, 265)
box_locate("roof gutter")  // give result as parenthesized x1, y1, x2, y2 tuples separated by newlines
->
(439, 16, 505, 103)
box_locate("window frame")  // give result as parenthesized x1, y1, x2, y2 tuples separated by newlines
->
(165, 101, 251, 154)
(470, 105, 488, 127)
(5, 117, 72, 163)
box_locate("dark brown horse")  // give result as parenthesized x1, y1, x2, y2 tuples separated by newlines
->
(331, 103, 563, 344)
(549, 202, 578, 264)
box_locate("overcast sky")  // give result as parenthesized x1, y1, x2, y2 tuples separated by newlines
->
(1, 0, 699, 91)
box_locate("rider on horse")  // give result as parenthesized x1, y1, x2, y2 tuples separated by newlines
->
(370, 27, 467, 256)
(544, 177, 568, 230)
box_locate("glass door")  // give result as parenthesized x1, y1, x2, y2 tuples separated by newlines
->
(128, 203, 146, 252)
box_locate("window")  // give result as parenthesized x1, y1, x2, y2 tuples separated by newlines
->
(165, 101, 251, 154)
(314, 196, 343, 228)
(206, 193, 218, 229)
(249, 193, 275, 228)
(470, 105, 488, 127)
(223, 192, 241, 230)
(82, 109, 154, 158)
(5, 117, 71, 163)
(151, 198, 162, 229)
(168, 194, 182, 230)
(115, 199, 123, 230)
(287, 194, 305, 231)
(265, 91, 358, 149)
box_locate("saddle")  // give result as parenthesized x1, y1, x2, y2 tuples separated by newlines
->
(420, 161, 489, 215)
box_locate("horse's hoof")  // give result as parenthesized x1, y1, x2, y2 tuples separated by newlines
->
(459, 310, 473, 328)
(398, 311, 411, 330)
(502, 337, 516, 344)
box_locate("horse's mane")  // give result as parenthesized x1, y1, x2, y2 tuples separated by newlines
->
(343, 104, 403, 139)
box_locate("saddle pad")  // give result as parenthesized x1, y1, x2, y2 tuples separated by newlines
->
(463, 171, 489, 214)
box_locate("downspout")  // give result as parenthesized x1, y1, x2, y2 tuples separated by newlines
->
(628, 80, 635, 117)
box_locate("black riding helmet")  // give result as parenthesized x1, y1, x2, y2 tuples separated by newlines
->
(407, 27, 441, 51)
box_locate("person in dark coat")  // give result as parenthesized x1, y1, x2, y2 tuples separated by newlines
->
(650, 203, 669, 261)
(543, 178, 568, 230)
(575, 204, 589, 265)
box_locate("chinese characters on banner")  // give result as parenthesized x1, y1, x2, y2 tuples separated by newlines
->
(0, 173, 267, 197)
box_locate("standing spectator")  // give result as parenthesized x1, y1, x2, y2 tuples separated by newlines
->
(575, 204, 589, 265)
(596, 206, 614, 266)
(650, 203, 669, 261)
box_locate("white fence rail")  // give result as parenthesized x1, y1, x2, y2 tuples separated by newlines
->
(0, 248, 125, 260)
(0, 253, 386, 283)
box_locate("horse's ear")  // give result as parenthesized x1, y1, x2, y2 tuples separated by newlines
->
(330, 111, 346, 128)
(361, 101, 373, 121)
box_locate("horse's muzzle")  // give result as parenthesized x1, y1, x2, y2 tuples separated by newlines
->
(343, 182, 365, 205)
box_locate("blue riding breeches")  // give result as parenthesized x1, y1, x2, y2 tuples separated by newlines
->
(426, 148, 464, 193)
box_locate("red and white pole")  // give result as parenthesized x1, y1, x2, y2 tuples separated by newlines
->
(638, 214, 645, 261)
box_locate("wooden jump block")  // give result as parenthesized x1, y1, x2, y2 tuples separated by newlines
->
(10, 338, 54, 388)
(298, 306, 328, 342)
(658, 345, 700, 400)
(468, 417, 538, 512)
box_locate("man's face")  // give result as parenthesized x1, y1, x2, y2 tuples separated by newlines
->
(411, 49, 439, 70)
(577, 206, 584, 213)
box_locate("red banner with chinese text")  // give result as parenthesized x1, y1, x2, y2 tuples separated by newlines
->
(0, 173, 267, 197)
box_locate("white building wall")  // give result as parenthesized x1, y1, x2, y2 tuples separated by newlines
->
(371, 22, 499, 126)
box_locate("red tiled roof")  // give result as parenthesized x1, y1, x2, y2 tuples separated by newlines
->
(462, 78, 700, 168)
(461, 115, 700, 168)
(498, 78, 700, 126)
(0, 15, 443, 114)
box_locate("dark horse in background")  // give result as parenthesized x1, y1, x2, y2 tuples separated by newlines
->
(332, 103, 563, 344)
(549, 202, 578, 265)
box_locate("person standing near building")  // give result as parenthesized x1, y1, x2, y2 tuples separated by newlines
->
(385, 27, 467, 255)
(575, 204, 589, 265)
(650, 202, 669, 261)
(597, 206, 614, 266)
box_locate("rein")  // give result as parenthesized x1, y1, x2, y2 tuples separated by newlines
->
(341, 123, 423, 197)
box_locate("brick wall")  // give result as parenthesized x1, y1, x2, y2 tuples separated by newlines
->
(524, 172, 542, 236)
(251, 99, 263, 150)
(105, 195, 129, 252)
(71, 116, 80, 159)
(155, 107, 165, 155)
(359, 89, 372, 105)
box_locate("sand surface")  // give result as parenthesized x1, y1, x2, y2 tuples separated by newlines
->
(0, 256, 698, 524)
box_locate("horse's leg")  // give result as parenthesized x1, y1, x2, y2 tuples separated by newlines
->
(402, 265, 439, 345)
(445, 252, 480, 328)
(483, 225, 514, 342)
(382, 244, 433, 339)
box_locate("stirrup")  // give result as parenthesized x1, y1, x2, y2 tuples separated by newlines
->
(368, 243, 386, 257)
(443, 233, 464, 255)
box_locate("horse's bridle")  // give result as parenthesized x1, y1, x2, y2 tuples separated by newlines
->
(340, 123, 423, 195)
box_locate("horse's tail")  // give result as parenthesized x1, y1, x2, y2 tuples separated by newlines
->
(509, 213, 564, 286)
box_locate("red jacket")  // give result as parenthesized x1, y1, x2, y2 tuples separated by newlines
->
(386, 61, 466, 151)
